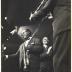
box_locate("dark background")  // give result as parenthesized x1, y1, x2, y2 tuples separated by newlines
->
(1, 0, 53, 72)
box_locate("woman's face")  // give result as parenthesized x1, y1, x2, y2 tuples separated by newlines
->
(42, 37, 49, 45)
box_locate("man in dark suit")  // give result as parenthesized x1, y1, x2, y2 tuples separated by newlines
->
(29, 0, 71, 72)
(5, 27, 43, 72)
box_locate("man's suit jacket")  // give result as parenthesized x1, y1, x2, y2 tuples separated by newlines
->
(8, 37, 43, 72)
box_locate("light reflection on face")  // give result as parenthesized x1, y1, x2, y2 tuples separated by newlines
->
(42, 37, 49, 45)
(20, 30, 29, 39)
(18, 27, 30, 40)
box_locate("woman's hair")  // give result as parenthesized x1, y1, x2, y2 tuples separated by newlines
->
(42, 36, 49, 41)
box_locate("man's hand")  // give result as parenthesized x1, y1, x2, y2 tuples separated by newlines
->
(5, 55, 8, 59)
(2, 55, 8, 61)
(3, 55, 9, 61)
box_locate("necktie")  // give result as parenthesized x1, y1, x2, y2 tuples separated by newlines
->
(22, 43, 27, 69)
(22, 42, 29, 70)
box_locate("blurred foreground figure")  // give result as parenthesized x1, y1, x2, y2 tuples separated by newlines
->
(29, 0, 71, 72)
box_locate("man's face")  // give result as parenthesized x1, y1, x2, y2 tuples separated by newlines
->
(42, 37, 49, 45)
(20, 30, 30, 40)
(18, 27, 31, 40)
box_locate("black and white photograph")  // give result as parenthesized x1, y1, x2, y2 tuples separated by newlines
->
(1, 0, 71, 72)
